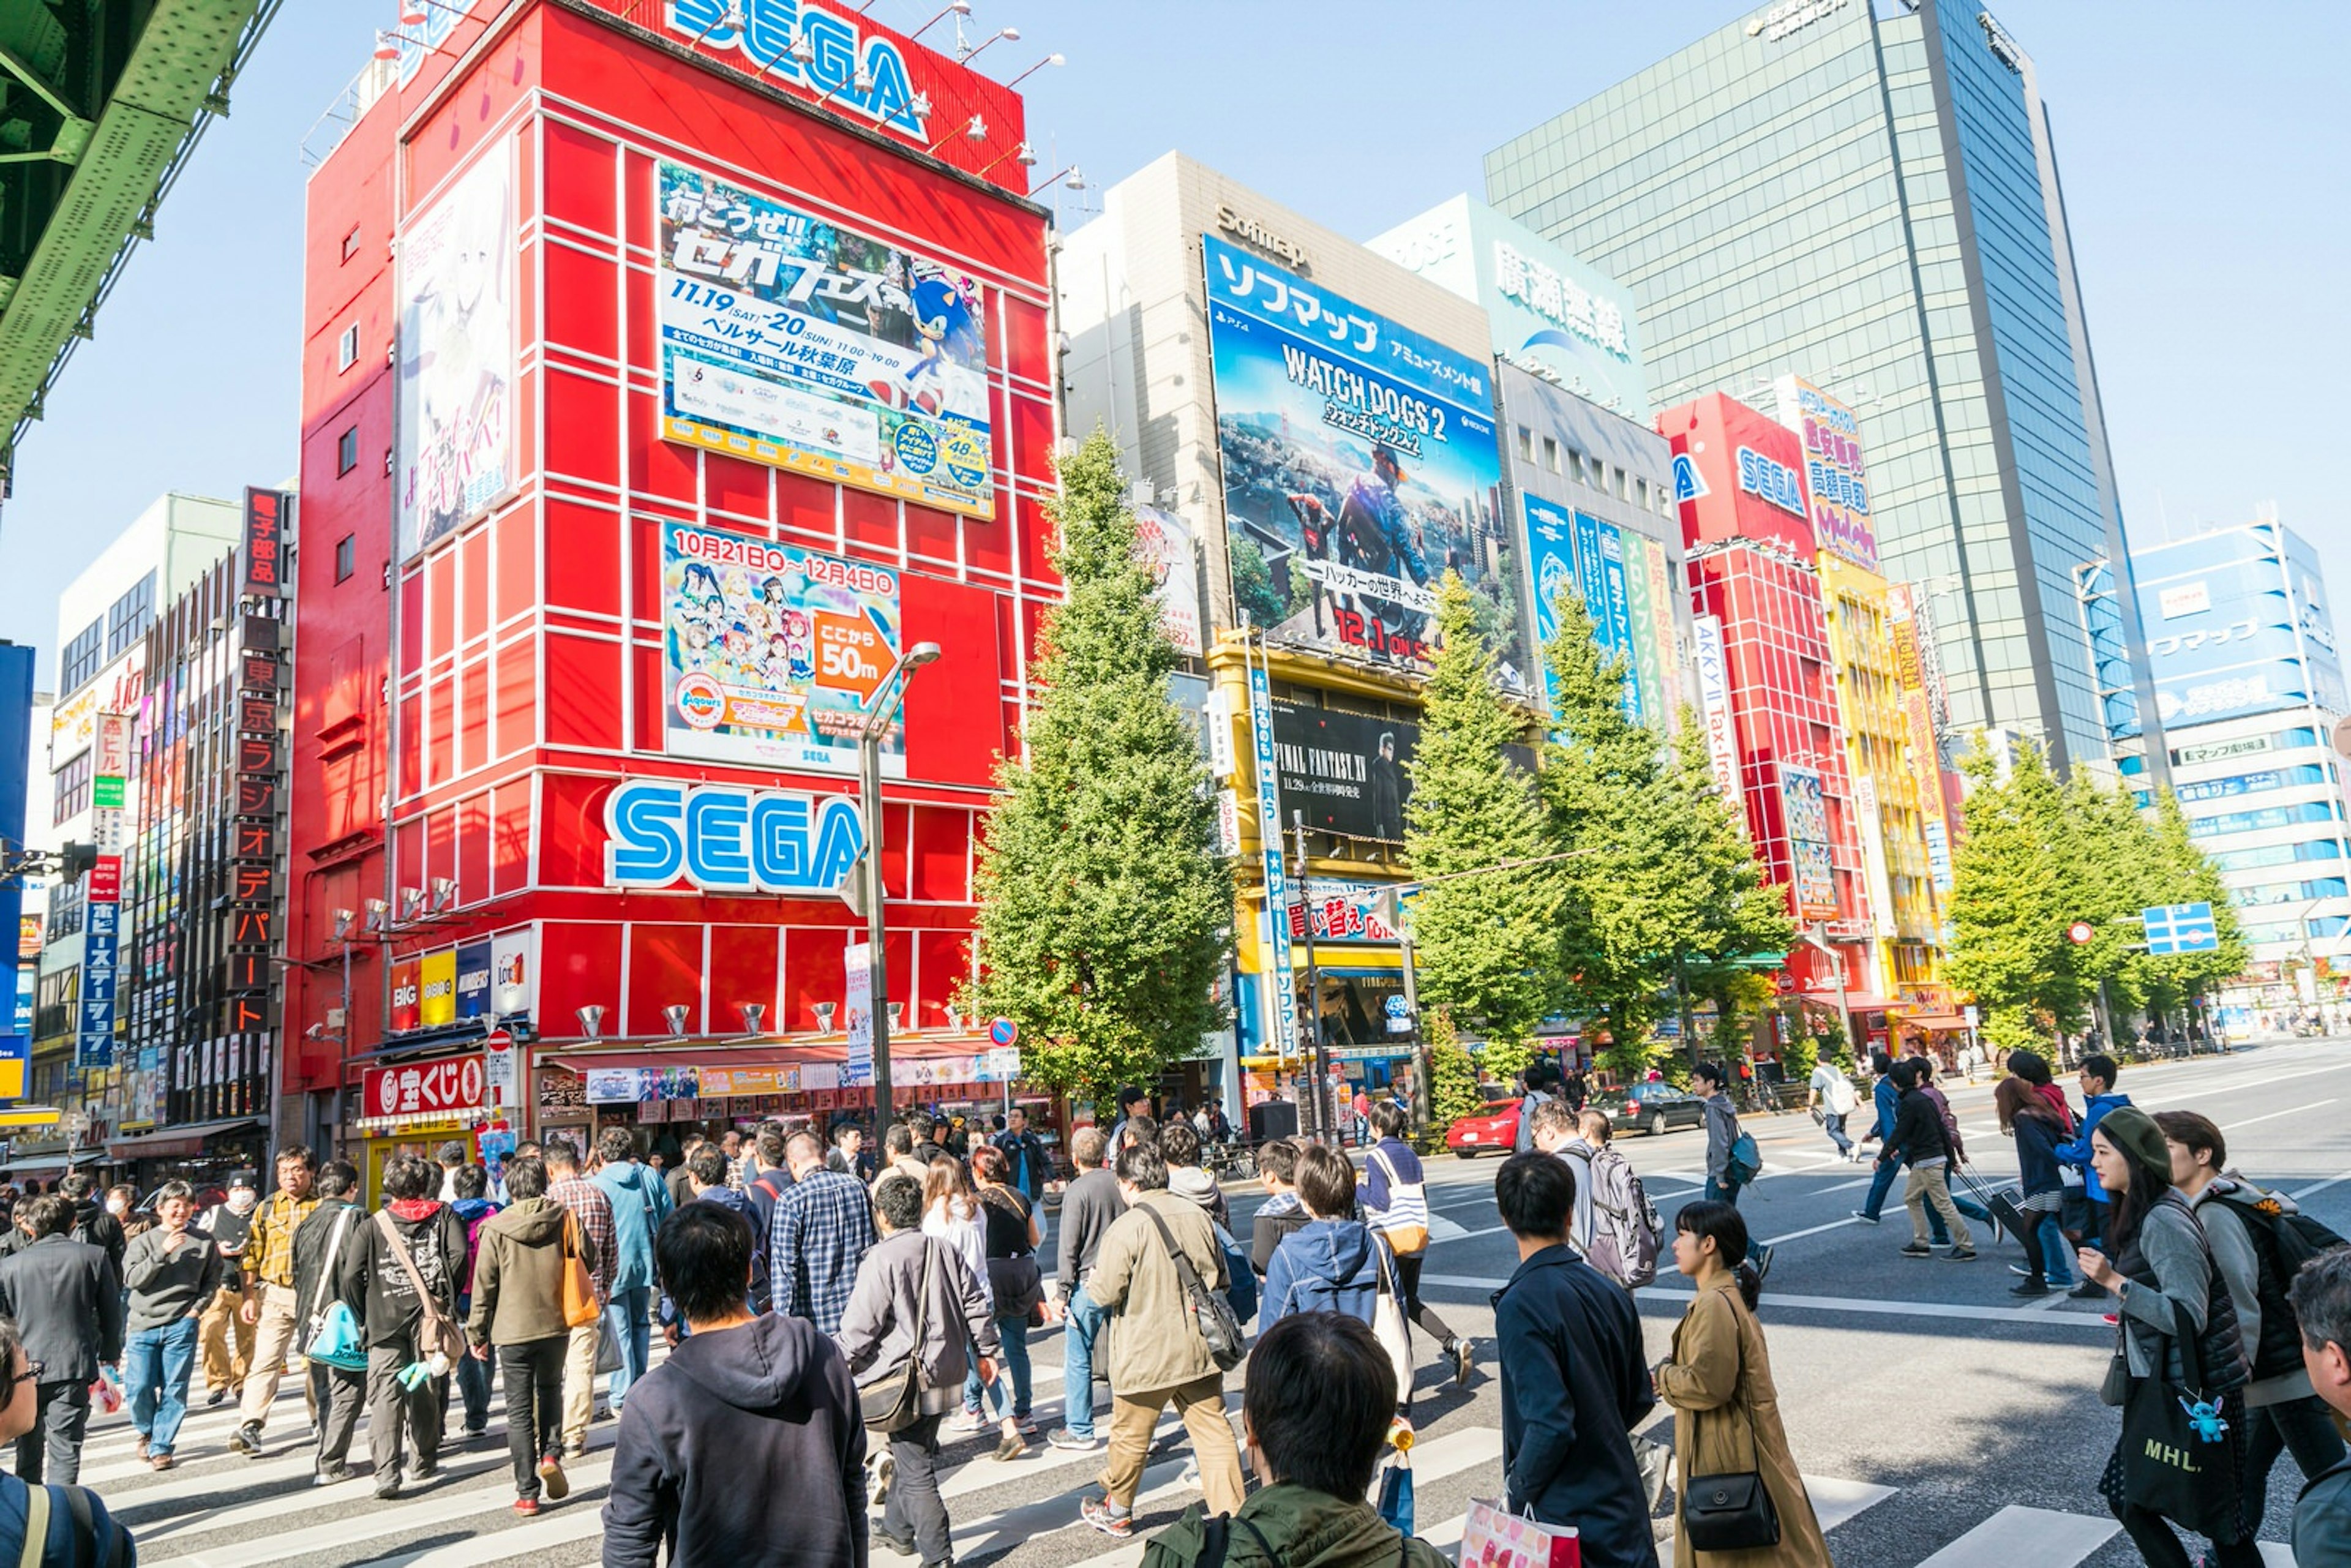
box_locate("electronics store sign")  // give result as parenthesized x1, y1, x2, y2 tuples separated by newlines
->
(604, 779, 864, 895)
(662, 0, 932, 139)
(1749, 0, 1847, 42)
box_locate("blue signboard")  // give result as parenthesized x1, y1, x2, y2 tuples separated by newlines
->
(0, 645, 28, 1079)
(2135, 525, 2345, 730)
(2143, 902, 2220, 956)
(454, 940, 493, 1019)
(1522, 497, 1646, 723)
(77, 901, 117, 1069)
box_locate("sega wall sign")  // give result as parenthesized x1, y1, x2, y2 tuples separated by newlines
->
(604, 779, 864, 896)
(1736, 446, 1805, 517)
(661, 1, 931, 140)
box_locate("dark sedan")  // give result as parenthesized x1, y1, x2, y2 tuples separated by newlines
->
(1590, 1083, 1707, 1136)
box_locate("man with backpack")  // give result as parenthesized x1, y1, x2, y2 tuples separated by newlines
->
(0, 1319, 138, 1564)
(2157, 1111, 2348, 1506)
(1537, 1106, 1660, 1291)
(1512, 1063, 1558, 1155)
(1692, 1062, 1775, 1275)
(1807, 1054, 1861, 1160)
(1075, 1140, 1245, 1541)
(1361, 1102, 1474, 1384)
(339, 1153, 469, 1499)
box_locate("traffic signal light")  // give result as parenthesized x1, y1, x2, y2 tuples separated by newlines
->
(59, 842, 96, 880)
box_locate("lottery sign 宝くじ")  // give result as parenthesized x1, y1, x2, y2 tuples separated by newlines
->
(662, 522, 904, 775)
(656, 159, 994, 519)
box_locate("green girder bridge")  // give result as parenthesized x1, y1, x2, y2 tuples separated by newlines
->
(0, 0, 282, 506)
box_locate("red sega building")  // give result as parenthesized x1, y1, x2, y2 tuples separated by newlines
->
(285, 0, 1057, 1180)
(1659, 394, 1877, 1040)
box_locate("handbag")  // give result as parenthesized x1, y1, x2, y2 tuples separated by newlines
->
(2120, 1292, 2241, 1537)
(860, 1237, 937, 1433)
(1369, 1242, 1415, 1406)
(1138, 1204, 1247, 1372)
(559, 1211, 600, 1330)
(302, 1207, 369, 1371)
(1461, 1498, 1581, 1567)
(1367, 1149, 1430, 1257)
(1681, 1335, 1782, 1551)
(373, 1210, 468, 1368)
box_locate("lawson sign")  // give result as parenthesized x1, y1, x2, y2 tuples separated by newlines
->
(605, 779, 863, 895)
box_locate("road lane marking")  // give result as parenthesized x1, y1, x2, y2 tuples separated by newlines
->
(2292, 1168, 2351, 1203)
(1760, 1215, 1862, 1246)
(1417, 1273, 2119, 1329)
(2222, 1098, 2339, 1133)
(1913, 1503, 2117, 1566)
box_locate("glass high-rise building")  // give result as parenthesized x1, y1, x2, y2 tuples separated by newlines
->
(1487, 0, 2162, 780)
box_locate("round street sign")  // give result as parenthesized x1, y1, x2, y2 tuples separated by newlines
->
(988, 1017, 1018, 1048)
(2068, 921, 2096, 945)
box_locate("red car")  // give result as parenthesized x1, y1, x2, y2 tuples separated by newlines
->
(1444, 1086, 1525, 1157)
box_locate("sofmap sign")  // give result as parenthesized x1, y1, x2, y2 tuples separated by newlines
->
(604, 779, 864, 895)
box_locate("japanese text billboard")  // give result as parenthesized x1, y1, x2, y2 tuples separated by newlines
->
(661, 522, 904, 776)
(1774, 377, 1878, 572)
(397, 144, 514, 559)
(1271, 702, 1417, 844)
(1780, 764, 1838, 918)
(1133, 505, 1204, 656)
(656, 159, 994, 519)
(2134, 526, 2347, 728)
(1205, 235, 1513, 673)
(364, 1055, 486, 1123)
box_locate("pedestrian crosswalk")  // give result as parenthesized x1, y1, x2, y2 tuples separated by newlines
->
(70, 1366, 2302, 1567)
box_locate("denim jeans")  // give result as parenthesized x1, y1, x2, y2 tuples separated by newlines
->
(965, 1313, 1032, 1420)
(604, 1285, 653, 1409)
(1863, 1159, 1949, 1244)
(456, 1340, 495, 1431)
(126, 1316, 200, 1458)
(1702, 1177, 1768, 1266)
(2036, 1215, 2075, 1286)
(1821, 1111, 1851, 1155)
(1060, 1285, 1106, 1439)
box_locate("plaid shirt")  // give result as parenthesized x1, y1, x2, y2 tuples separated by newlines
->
(244, 1189, 323, 1291)
(548, 1174, 617, 1305)
(768, 1169, 877, 1335)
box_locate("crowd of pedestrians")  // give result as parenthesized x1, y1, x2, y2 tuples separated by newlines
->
(0, 1054, 2347, 1568)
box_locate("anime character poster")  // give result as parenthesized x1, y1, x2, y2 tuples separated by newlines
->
(656, 159, 995, 519)
(396, 144, 514, 559)
(1204, 236, 1521, 682)
(661, 522, 906, 777)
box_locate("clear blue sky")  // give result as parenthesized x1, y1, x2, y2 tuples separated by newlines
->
(2, 0, 2341, 679)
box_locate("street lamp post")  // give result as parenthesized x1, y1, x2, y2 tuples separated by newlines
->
(856, 642, 941, 1132)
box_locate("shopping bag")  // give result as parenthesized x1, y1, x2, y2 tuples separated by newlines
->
(1461, 1498, 1580, 1567)
(1376, 1453, 1414, 1536)
(90, 1365, 122, 1415)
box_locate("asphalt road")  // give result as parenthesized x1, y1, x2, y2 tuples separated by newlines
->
(86, 1035, 2350, 1566)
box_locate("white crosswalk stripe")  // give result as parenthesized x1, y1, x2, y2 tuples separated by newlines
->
(67, 1359, 2308, 1567)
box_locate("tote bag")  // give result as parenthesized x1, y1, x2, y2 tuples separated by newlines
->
(559, 1212, 600, 1330)
(2120, 1294, 2241, 1539)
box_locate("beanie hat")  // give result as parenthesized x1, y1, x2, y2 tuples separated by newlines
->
(2094, 1104, 2168, 1177)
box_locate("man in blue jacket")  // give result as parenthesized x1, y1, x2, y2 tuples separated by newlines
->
(2055, 1052, 2131, 1296)
(1491, 1152, 1659, 1568)
(591, 1127, 672, 1414)
(1851, 1051, 1949, 1244)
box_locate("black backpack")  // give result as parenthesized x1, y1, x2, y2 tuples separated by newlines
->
(2210, 1187, 2348, 1271)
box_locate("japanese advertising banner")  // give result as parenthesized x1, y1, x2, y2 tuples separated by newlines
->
(1287, 877, 1405, 946)
(419, 948, 457, 1028)
(1247, 656, 1300, 1057)
(1270, 702, 1416, 844)
(1521, 495, 1580, 717)
(390, 955, 421, 1033)
(1133, 505, 1205, 656)
(1774, 376, 1878, 572)
(656, 159, 995, 519)
(491, 928, 533, 1018)
(1572, 512, 1640, 720)
(397, 144, 514, 559)
(455, 940, 492, 1019)
(2135, 528, 2346, 727)
(660, 522, 905, 776)
(1692, 616, 1740, 798)
(1204, 234, 1513, 674)
(1779, 764, 1839, 919)
(366, 1056, 487, 1120)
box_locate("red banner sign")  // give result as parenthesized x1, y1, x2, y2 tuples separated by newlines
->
(364, 1056, 486, 1120)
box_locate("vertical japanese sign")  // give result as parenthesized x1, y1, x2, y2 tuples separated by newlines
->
(1886, 582, 1953, 885)
(1521, 495, 1580, 719)
(1620, 532, 1667, 732)
(659, 523, 904, 776)
(1641, 535, 1683, 733)
(241, 488, 291, 598)
(843, 942, 875, 1089)
(1774, 376, 1878, 571)
(656, 159, 995, 519)
(1247, 654, 1300, 1060)
(78, 711, 130, 1068)
(225, 621, 282, 1045)
(397, 143, 515, 558)
(1779, 764, 1839, 919)
(1852, 776, 1897, 939)
(1692, 617, 1741, 799)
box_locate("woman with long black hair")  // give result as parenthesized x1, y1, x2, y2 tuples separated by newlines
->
(2072, 1105, 2259, 1567)
(1652, 1201, 1829, 1566)
(1994, 1076, 2070, 1296)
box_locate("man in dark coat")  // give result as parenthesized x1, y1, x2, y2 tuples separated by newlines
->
(0, 1193, 124, 1483)
(340, 1153, 468, 1498)
(1491, 1153, 1660, 1568)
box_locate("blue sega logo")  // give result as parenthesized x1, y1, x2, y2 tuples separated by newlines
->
(604, 778, 864, 896)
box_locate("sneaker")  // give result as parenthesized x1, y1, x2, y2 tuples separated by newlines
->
(206, 1386, 229, 1408)
(375, 1472, 402, 1500)
(2010, 1278, 2050, 1297)
(315, 1465, 353, 1487)
(1753, 1247, 1776, 1284)
(2069, 1281, 2107, 1300)
(1046, 1428, 1102, 1453)
(1450, 1337, 1475, 1389)
(513, 1498, 540, 1516)
(1851, 1210, 1880, 1226)
(1013, 1413, 1038, 1435)
(150, 1454, 174, 1472)
(947, 1409, 988, 1435)
(992, 1431, 1026, 1462)
(411, 1460, 440, 1483)
(539, 1452, 570, 1501)
(2009, 1264, 2034, 1278)
(1947, 1248, 1979, 1262)
(228, 1420, 264, 1456)
(562, 1439, 587, 1460)
(1079, 1495, 1135, 1539)
(1899, 1242, 1932, 1258)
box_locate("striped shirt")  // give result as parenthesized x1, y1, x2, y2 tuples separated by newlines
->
(547, 1174, 617, 1305)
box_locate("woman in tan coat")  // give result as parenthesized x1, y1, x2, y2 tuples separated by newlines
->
(1654, 1200, 1833, 1567)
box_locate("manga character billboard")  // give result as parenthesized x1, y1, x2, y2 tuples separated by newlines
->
(397, 144, 515, 558)
(1205, 236, 1517, 677)
(1780, 763, 1839, 918)
(657, 160, 994, 519)
(661, 522, 905, 776)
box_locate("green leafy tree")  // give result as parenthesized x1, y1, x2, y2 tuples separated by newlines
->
(2142, 789, 2249, 1015)
(1425, 1012, 1485, 1131)
(1945, 738, 2093, 1041)
(964, 429, 1234, 1100)
(1403, 572, 1561, 1052)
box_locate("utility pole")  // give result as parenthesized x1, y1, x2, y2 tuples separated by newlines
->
(1292, 811, 1327, 1143)
(853, 642, 941, 1133)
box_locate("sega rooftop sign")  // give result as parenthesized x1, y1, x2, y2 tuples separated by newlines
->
(662, 0, 929, 138)
(605, 778, 864, 895)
